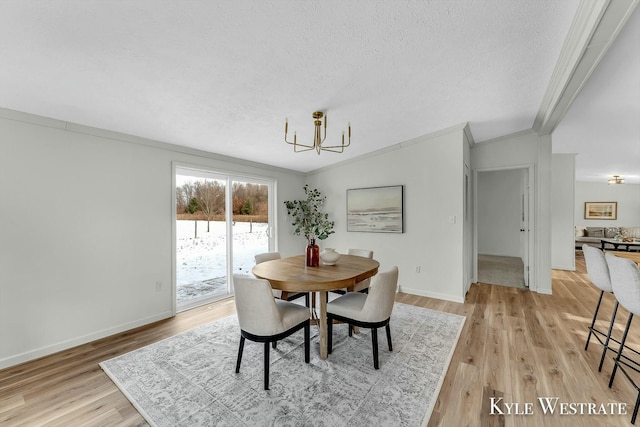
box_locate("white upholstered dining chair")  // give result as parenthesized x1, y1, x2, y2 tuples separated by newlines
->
(254, 251, 282, 264)
(327, 266, 398, 369)
(233, 274, 310, 390)
(331, 248, 374, 295)
(254, 251, 309, 305)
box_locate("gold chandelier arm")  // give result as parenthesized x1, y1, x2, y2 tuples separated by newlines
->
(293, 143, 316, 152)
(319, 125, 350, 151)
(285, 138, 316, 151)
(321, 138, 351, 150)
(285, 120, 315, 150)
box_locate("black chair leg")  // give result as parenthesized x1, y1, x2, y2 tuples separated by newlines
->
(372, 328, 379, 370)
(235, 336, 245, 373)
(586, 290, 605, 350)
(272, 341, 277, 349)
(610, 313, 633, 388)
(386, 323, 393, 351)
(263, 342, 270, 390)
(305, 293, 310, 307)
(633, 391, 640, 425)
(304, 322, 310, 363)
(328, 317, 333, 354)
(598, 301, 619, 371)
(348, 324, 353, 337)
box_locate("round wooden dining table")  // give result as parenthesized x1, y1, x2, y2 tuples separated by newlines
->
(252, 254, 380, 359)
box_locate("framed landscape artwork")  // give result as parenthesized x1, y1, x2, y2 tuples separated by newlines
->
(347, 185, 404, 233)
(584, 201, 617, 220)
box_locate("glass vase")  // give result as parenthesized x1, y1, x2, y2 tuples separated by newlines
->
(306, 238, 319, 267)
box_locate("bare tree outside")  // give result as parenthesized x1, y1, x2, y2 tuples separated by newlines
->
(179, 182, 197, 212)
(186, 197, 199, 238)
(195, 180, 224, 232)
(177, 179, 268, 224)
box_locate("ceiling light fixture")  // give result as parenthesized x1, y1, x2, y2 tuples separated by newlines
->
(608, 175, 625, 185)
(285, 111, 350, 154)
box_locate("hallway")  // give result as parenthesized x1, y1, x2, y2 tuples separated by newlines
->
(477, 254, 525, 289)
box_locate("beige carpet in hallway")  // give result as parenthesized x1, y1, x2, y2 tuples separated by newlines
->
(477, 254, 525, 288)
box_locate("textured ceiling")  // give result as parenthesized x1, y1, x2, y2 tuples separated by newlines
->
(1, 0, 636, 181)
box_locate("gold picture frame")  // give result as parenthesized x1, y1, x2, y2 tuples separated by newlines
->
(584, 202, 617, 220)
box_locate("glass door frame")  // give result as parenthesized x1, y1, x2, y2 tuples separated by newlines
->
(171, 161, 276, 314)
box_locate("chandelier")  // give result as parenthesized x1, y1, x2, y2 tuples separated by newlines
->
(608, 175, 625, 185)
(285, 111, 350, 154)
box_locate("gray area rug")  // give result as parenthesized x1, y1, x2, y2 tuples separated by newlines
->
(477, 254, 525, 288)
(100, 303, 465, 427)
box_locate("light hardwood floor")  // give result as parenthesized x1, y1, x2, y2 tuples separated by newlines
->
(2, 253, 639, 426)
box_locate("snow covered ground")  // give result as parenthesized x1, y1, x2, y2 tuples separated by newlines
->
(176, 220, 269, 301)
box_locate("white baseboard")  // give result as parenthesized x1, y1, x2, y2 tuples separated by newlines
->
(398, 286, 465, 304)
(0, 310, 174, 370)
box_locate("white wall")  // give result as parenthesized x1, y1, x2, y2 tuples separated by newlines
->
(0, 110, 305, 369)
(574, 181, 640, 227)
(0, 107, 561, 369)
(306, 125, 467, 303)
(472, 131, 553, 294)
(551, 153, 576, 270)
(477, 169, 522, 257)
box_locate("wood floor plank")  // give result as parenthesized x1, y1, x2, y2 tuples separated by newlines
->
(0, 393, 24, 415)
(432, 361, 482, 427)
(2, 257, 640, 426)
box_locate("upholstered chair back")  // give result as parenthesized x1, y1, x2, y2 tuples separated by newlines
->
(359, 266, 398, 322)
(347, 248, 373, 258)
(233, 275, 285, 336)
(583, 245, 613, 293)
(605, 254, 640, 315)
(347, 249, 373, 291)
(255, 252, 281, 264)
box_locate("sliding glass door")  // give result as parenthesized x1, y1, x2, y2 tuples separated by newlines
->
(231, 180, 271, 276)
(174, 166, 273, 311)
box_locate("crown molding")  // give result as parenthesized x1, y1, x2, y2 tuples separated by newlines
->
(473, 128, 538, 146)
(306, 122, 470, 176)
(0, 107, 304, 177)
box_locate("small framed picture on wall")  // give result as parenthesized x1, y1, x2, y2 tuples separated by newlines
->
(584, 201, 617, 220)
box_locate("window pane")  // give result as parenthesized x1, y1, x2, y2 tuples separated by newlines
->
(176, 174, 228, 305)
(232, 181, 270, 275)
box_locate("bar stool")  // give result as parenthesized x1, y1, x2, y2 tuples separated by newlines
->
(582, 245, 619, 371)
(605, 253, 640, 424)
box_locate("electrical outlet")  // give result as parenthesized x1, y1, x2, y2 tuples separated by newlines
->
(416, 266, 421, 273)
(155, 281, 162, 292)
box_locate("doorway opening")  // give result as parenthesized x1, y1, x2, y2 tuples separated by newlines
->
(475, 167, 533, 290)
(174, 165, 274, 312)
